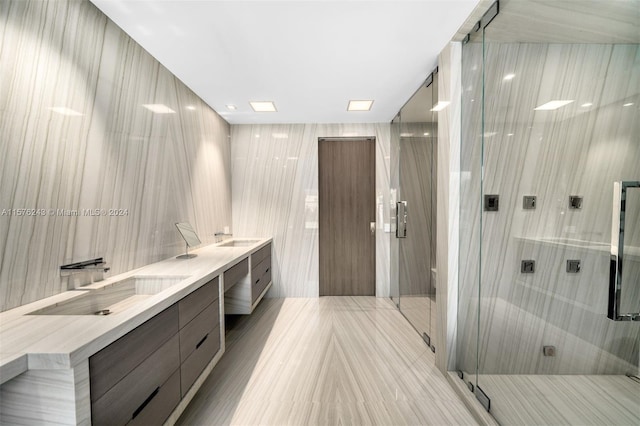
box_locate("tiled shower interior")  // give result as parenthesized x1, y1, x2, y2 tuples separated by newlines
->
(456, 3, 639, 424)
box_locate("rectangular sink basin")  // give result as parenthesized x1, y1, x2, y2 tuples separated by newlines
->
(29, 275, 190, 316)
(217, 239, 261, 247)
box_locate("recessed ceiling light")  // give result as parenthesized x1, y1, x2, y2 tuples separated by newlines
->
(580, 102, 593, 107)
(534, 100, 574, 110)
(503, 73, 516, 80)
(623, 102, 634, 107)
(48, 107, 83, 116)
(347, 100, 374, 111)
(250, 101, 277, 112)
(185, 105, 196, 111)
(226, 104, 237, 111)
(142, 104, 176, 114)
(430, 101, 450, 112)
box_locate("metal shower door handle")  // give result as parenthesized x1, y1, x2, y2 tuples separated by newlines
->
(608, 181, 640, 321)
(396, 201, 407, 238)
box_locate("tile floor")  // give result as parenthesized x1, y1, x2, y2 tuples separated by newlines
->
(177, 297, 477, 425)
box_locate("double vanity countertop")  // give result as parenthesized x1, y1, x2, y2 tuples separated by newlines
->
(0, 238, 272, 385)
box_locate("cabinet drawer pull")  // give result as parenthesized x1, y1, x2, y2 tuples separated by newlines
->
(196, 333, 209, 349)
(255, 278, 260, 284)
(132, 387, 159, 419)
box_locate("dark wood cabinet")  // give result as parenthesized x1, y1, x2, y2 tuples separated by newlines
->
(225, 244, 272, 314)
(89, 304, 179, 403)
(91, 335, 180, 426)
(89, 276, 221, 426)
(223, 258, 248, 292)
(178, 278, 219, 329)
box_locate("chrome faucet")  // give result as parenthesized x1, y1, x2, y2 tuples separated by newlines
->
(214, 231, 233, 243)
(61, 257, 110, 289)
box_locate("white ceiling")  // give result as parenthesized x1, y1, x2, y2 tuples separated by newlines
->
(89, 0, 480, 124)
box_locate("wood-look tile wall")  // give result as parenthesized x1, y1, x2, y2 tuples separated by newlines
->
(0, 0, 232, 311)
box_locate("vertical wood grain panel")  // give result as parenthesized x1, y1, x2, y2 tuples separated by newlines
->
(319, 138, 375, 296)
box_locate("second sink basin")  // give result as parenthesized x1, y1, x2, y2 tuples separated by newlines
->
(217, 239, 261, 247)
(29, 275, 190, 316)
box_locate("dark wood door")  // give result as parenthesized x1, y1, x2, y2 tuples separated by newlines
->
(318, 137, 375, 296)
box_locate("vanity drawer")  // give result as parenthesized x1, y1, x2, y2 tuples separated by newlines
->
(179, 301, 219, 362)
(251, 255, 271, 279)
(251, 243, 271, 266)
(252, 268, 272, 303)
(89, 304, 179, 402)
(178, 277, 219, 329)
(127, 369, 181, 426)
(181, 324, 221, 395)
(91, 334, 180, 426)
(224, 258, 248, 292)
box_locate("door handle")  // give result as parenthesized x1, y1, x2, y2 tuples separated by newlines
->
(608, 181, 640, 321)
(396, 201, 407, 238)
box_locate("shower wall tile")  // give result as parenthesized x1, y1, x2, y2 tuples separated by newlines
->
(0, 0, 231, 312)
(231, 124, 391, 298)
(459, 42, 640, 375)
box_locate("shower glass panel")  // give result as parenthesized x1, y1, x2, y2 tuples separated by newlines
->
(459, 1, 640, 424)
(616, 183, 640, 320)
(397, 74, 438, 346)
(390, 113, 401, 305)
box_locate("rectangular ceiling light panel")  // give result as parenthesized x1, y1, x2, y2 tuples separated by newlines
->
(347, 100, 374, 111)
(250, 101, 277, 112)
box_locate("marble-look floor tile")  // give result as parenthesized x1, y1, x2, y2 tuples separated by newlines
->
(177, 297, 477, 425)
(479, 374, 640, 426)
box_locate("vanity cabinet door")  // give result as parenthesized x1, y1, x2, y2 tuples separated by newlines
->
(181, 324, 221, 394)
(251, 246, 272, 303)
(179, 302, 219, 362)
(89, 304, 179, 402)
(178, 277, 219, 328)
(127, 369, 181, 426)
(178, 276, 222, 395)
(91, 335, 180, 426)
(223, 258, 249, 292)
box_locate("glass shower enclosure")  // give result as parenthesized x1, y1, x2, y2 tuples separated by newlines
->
(391, 70, 438, 348)
(458, 1, 639, 424)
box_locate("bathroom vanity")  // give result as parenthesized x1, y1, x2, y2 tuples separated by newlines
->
(0, 238, 272, 425)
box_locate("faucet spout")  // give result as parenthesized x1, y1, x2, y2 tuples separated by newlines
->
(61, 257, 109, 289)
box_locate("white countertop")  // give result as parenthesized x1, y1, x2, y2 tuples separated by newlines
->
(0, 238, 271, 384)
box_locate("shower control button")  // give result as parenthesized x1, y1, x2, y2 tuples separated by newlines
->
(542, 346, 556, 356)
(484, 194, 499, 211)
(523, 195, 536, 209)
(566, 259, 581, 273)
(569, 195, 583, 209)
(521, 260, 535, 273)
